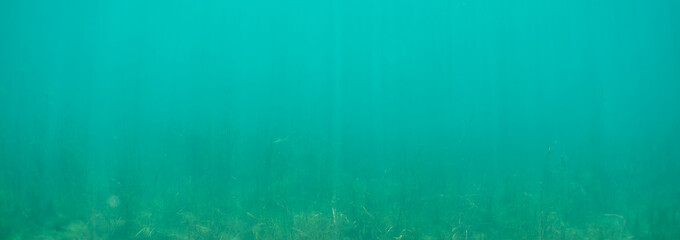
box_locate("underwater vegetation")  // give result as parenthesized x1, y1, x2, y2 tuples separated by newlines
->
(0, 131, 678, 240)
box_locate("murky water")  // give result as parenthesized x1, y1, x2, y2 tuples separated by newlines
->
(1, 0, 679, 239)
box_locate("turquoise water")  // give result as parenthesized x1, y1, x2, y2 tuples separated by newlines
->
(1, 0, 679, 239)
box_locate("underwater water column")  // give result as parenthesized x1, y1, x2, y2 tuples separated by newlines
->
(1, 0, 679, 239)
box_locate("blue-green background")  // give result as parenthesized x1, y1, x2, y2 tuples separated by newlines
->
(1, 0, 679, 239)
